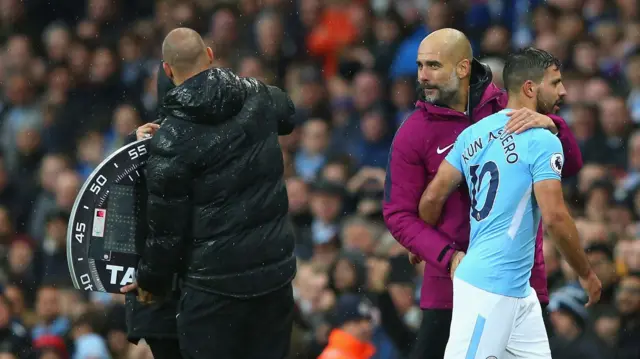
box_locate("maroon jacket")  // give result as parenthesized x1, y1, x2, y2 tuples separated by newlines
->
(383, 61, 583, 309)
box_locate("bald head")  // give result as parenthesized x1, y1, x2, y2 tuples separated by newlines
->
(162, 28, 213, 83)
(416, 28, 472, 111)
(419, 28, 473, 63)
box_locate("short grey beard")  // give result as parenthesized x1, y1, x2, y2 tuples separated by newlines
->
(422, 71, 461, 108)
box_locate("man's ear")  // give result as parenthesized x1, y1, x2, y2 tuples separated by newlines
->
(162, 62, 173, 81)
(457, 59, 471, 79)
(523, 80, 536, 99)
(206, 47, 214, 65)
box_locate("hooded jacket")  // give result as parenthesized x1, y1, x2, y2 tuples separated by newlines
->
(124, 63, 178, 342)
(383, 59, 583, 309)
(136, 67, 297, 298)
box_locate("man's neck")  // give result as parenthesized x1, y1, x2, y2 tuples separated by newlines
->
(505, 95, 534, 111)
(173, 65, 212, 86)
(451, 85, 470, 113)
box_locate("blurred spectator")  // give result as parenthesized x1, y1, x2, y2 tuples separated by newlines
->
(70, 311, 110, 359)
(36, 211, 72, 287)
(615, 272, 640, 359)
(319, 294, 376, 359)
(0, 293, 31, 359)
(32, 286, 69, 341)
(548, 286, 609, 359)
(32, 335, 68, 359)
(0, 1, 637, 358)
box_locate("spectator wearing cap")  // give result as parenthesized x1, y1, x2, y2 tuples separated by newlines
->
(548, 286, 609, 359)
(319, 294, 376, 359)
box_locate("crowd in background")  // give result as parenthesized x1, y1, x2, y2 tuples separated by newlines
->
(0, 0, 639, 358)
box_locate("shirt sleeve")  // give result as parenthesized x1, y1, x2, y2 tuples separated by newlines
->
(529, 130, 564, 183)
(547, 114, 583, 177)
(444, 135, 465, 174)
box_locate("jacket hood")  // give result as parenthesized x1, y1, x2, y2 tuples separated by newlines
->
(468, 58, 494, 113)
(157, 62, 176, 106)
(162, 68, 248, 125)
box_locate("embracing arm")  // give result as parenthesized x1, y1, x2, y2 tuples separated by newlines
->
(419, 161, 464, 226)
(136, 136, 191, 296)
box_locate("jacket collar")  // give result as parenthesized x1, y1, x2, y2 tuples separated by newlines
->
(415, 58, 495, 121)
(469, 58, 493, 115)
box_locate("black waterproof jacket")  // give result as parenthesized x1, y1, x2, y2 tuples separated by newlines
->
(136, 68, 297, 298)
(125, 63, 177, 342)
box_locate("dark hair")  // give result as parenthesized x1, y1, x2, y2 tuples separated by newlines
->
(585, 242, 614, 262)
(503, 47, 561, 94)
(627, 271, 640, 280)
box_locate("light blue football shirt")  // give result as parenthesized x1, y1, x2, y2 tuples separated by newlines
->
(445, 109, 564, 298)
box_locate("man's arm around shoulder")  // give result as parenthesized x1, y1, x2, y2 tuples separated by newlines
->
(136, 129, 191, 295)
(382, 117, 457, 271)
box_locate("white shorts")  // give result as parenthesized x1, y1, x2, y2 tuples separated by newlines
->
(444, 277, 551, 359)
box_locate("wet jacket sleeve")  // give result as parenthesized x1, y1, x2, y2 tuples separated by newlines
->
(136, 133, 191, 296)
(266, 85, 296, 135)
(548, 114, 582, 177)
(382, 121, 456, 272)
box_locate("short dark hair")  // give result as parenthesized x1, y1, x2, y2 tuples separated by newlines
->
(627, 271, 640, 281)
(503, 47, 561, 94)
(585, 242, 614, 262)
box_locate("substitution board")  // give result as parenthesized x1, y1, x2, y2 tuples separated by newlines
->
(67, 138, 150, 293)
